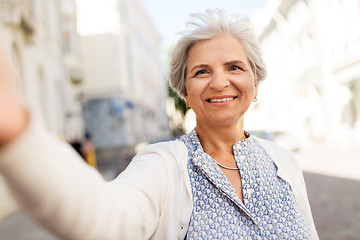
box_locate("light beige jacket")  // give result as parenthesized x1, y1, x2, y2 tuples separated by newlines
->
(0, 116, 318, 239)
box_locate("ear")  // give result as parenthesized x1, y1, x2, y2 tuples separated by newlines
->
(254, 78, 259, 98)
(184, 81, 188, 99)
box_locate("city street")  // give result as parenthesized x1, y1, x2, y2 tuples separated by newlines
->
(295, 140, 360, 240)
(0, 141, 359, 240)
(304, 172, 360, 240)
(1, 0, 359, 239)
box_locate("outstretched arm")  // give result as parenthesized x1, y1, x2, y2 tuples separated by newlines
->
(0, 43, 166, 239)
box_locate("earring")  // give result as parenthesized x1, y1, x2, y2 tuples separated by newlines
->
(253, 97, 257, 102)
(186, 105, 191, 109)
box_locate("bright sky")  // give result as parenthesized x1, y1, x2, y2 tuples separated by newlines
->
(139, 0, 263, 46)
(77, 0, 262, 47)
(76, 0, 120, 35)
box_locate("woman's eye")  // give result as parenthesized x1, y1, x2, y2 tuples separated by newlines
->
(229, 65, 242, 71)
(194, 70, 207, 77)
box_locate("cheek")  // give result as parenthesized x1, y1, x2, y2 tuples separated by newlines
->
(185, 80, 199, 97)
(232, 78, 256, 94)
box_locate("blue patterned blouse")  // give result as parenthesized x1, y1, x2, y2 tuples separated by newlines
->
(180, 129, 310, 239)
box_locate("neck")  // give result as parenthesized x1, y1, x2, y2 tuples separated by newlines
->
(195, 118, 246, 154)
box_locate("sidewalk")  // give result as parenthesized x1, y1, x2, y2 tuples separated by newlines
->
(294, 140, 360, 240)
(303, 172, 360, 240)
(0, 212, 59, 240)
(294, 140, 360, 181)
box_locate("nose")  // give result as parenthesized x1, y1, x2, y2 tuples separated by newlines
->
(209, 71, 230, 91)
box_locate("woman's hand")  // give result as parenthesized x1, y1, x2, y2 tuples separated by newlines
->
(0, 43, 28, 148)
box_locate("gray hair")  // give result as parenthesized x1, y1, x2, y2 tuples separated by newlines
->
(169, 9, 267, 99)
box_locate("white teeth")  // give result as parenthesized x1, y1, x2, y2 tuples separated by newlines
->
(209, 97, 234, 103)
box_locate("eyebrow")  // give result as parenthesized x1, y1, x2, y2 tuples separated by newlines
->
(189, 64, 209, 73)
(224, 60, 247, 67)
(189, 60, 248, 73)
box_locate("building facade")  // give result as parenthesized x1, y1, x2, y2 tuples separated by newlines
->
(250, 0, 360, 146)
(0, 0, 83, 220)
(0, 0, 83, 139)
(61, 0, 86, 141)
(78, 0, 170, 158)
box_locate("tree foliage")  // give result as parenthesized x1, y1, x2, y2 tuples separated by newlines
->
(168, 84, 187, 116)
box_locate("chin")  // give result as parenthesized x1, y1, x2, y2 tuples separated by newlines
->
(209, 114, 244, 127)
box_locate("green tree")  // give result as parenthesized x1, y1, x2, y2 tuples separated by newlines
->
(168, 84, 187, 116)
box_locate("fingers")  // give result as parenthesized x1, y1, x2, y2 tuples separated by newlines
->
(0, 93, 29, 148)
(0, 42, 28, 148)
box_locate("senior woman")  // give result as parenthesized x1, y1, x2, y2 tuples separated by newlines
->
(0, 9, 317, 239)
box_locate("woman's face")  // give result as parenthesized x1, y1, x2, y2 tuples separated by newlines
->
(185, 35, 258, 128)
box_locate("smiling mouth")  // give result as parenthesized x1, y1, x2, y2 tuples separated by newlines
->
(206, 97, 237, 103)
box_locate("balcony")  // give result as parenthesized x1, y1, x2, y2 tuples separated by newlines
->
(0, 0, 35, 36)
(65, 54, 84, 85)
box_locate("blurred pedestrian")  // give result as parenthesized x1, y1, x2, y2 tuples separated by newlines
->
(81, 132, 97, 169)
(69, 138, 85, 159)
(0, 9, 318, 239)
